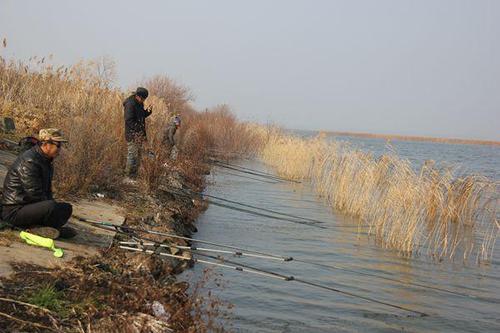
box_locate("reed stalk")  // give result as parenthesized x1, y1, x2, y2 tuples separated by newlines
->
(260, 131, 499, 263)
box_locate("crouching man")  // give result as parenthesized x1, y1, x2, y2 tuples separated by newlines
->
(1, 128, 75, 239)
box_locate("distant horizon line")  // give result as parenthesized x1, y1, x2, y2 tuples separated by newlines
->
(289, 128, 500, 146)
(327, 131, 500, 146)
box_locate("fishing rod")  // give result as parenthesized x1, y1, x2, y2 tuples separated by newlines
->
(72, 215, 293, 261)
(212, 162, 299, 183)
(164, 186, 322, 224)
(119, 239, 427, 317)
(167, 186, 367, 228)
(213, 169, 281, 184)
(208, 157, 298, 182)
(209, 158, 295, 182)
(120, 240, 292, 262)
(124, 234, 475, 299)
(119, 245, 290, 281)
(213, 163, 288, 182)
(202, 199, 325, 229)
(161, 187, 326, 229)
(206, 253, 428, 317)
(292, 259, 477, 299)
(73, 216, 474, 300)
(210, 159, 287, 179)
(163, 186, 367, 230)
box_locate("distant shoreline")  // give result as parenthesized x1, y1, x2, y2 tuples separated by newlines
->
(326, 131, 500, 146)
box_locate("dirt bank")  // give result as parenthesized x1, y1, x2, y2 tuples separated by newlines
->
(0, 147, 225, 332)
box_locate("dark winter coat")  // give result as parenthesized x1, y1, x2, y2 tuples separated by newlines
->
(123, 95, 152, 142)
(1, 145, 54, 207)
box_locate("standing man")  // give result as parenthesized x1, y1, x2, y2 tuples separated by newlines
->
(123, 87, 152, 180)
(1, 128, 74, 239)
(164, 115, 181, 149)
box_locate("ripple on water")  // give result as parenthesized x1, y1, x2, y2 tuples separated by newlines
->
(183, 158, 500, 332)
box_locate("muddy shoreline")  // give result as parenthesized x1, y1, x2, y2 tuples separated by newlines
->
(0, 147, 218, 332)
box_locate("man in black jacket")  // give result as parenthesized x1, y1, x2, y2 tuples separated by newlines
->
(1, 128, 74, 239)
(123, 87, 152, 179)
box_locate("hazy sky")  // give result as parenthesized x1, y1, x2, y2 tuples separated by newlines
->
(1, 0, 499, 140)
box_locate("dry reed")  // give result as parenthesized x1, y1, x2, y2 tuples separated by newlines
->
(0, 54, 260, 196)
(260, 131, 499, 263)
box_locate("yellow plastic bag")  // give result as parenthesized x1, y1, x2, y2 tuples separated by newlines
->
(19, 231, 64, 258)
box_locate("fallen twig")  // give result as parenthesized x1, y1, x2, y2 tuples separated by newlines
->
(0, 296, 54, 313)
(0, 311, 57, 332)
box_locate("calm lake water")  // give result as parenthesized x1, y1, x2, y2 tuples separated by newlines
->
(183, 137, 500, 332)
(312, 132, 500, 180)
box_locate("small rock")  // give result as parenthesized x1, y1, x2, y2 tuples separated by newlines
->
(151, 301, 171, 323)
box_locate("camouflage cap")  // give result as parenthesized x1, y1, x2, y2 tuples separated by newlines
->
(38, 128, 68, 143)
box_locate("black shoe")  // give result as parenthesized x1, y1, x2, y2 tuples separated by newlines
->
(58, 226, 77, 239)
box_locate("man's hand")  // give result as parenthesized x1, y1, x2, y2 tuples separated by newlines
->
(146, 105, 153, 113)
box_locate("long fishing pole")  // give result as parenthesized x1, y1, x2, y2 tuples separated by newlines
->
(214, 163, 288, 182)
(168, 186, 367, 228)
(208, 158, 298, 182)
(210, 158, 299, 183)
(165, 186, 323, 224)
(202, 253, 428, 317)
(213, 162, 299, 183)
(161, 187, 326, 229)
(119, 245, 290, 280)
(73, 216, 474, 299)
(207, 200, 327, 229)
(120, 240, 292, 262)
(211, 159, 284, 179)
(125, 234, 475, 299)
(163, 186, 367, 230)
(292, 259, 477, 299)
(120, 240, 427, 317)
(121, 239, 472, 298)
(72, 215, 293, 261)
(213, 169, 281, 184)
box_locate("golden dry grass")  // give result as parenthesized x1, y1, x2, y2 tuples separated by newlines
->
(0, 54, 259, 196)
(0, 56, 128, 194)
(260, 131, 499, 263)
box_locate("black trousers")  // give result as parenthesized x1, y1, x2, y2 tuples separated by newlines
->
(2, 200, 72, 229)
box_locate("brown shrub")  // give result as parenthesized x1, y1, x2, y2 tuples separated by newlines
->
(1, 55, 263, 197)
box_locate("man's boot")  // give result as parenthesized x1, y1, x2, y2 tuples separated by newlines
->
(58, 226, 77, 239)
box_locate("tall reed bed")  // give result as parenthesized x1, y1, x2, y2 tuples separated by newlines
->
(0, 56, 129, 194)
(261, 132, 499, 263)
(0, 54, 259, 196)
